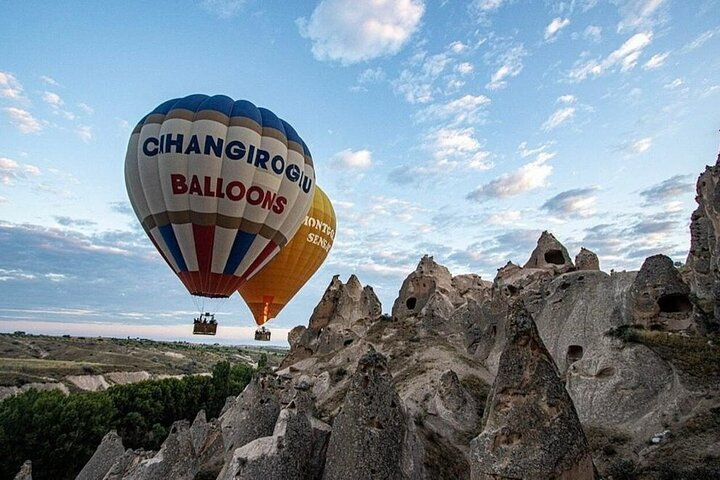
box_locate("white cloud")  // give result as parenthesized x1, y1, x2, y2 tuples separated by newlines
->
(76, 125, 93, 143)
(42, 91, 63, 107)
(568, 31, 652, 81)
(467, 157, 553, 201)
(0, 157, 41, 185)
(4, 107, 43, 133)
(40, 75, 60, 86)
(0, 268, 36, 281)
(392, 52, 453, 104)
(545, 17, 570, 41)
(614, 0, 667, 32)
(626, 136, 652, 154)
(456, 62, 474, 74)
(542, 106, 576, 131)
(541, 187, 598, 218)
(486, 209, 522, 225)
(416, 94, 490, 125)
(682, 27, 720, 52)
(449, 41, 468, 53)
(200, 0, 246, 18)
(332, 149, 373, 169)
(486, 44, 526, 90)
(583, 25, 602, 42)
(0, 71, 24, 99)
(78, 102, 94, 115)
(557, 94, 577, 104)
(643, 51, 668, 69)
(664, 78, 682, 89)
(298, 0, 425, 65)
(472, 0, 505, 12)
(518, 141, 555, 159)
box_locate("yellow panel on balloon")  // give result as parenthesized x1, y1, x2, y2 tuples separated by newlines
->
(238, 185, 336, 325)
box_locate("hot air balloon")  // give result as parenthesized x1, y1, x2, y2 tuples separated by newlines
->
(124, 94, 316, 335)
(238, 185, 335, 340)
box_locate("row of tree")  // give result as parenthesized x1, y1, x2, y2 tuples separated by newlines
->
(0, 361, 255, 480)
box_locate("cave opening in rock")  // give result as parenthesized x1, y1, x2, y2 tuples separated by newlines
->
(657, 293, 692, 313)
(406, 297, 417, 310)
(566, 345, 584, 365)
(544, 249, 565, 265)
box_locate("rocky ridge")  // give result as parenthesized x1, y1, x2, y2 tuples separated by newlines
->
(62, 157, 720, 479)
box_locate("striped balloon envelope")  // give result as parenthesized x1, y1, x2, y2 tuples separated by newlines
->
(125, 94, 316, 298)
(238, 185, 336, 325)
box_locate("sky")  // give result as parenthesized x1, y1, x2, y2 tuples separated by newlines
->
(0, 0, 718, 345)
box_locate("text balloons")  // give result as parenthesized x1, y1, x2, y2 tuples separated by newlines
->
(125, 94, 315, 298)
(238, 185, 336, 325)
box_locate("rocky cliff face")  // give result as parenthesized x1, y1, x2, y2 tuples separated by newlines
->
(73, 157, 720, 480)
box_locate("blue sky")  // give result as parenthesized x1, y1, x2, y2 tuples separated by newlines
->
(0, 0, 718, 345)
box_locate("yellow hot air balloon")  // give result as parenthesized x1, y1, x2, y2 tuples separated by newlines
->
(239, 185, 335, 328)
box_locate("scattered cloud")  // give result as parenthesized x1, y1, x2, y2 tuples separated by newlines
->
(76, 125, 93, 143)
(582, 25, 602, 42)
(40, 75, 60, 86)
(568, 31, 653, 81)
(541, 187, 598, 217)
(456, 62, 474, 74)
(392, 49, 461, 103)
(0, 71, 24, 99)
(298, 0, 425, 65)
(449, 41, 468, 53)
(471, 0, 506, 12)
(639, 174, 693, 204)
(682, 27, 720, 52)
(54, 216, 97, 227)
(663, 78, 683, 89)
(557, 94, 577, 104)
(467, 156, 553, 201)
(545, 17, 570, 41)
(416, 94, 491, 125)
(199, 0, 246, 18)
(42, 91, 63, 107)
(77, 102, 94, 115)
(614, 0, 668, 33)
(0, 157, 41, 185)
(486, 44, 526, 90)
(331, 148, 373, 169)
(643, 51, 669, 69)
(542, 106, 576, 131)
(424, 127, 493, 171)
(616, 136, 652, 155)
(4, 107, 43, 133)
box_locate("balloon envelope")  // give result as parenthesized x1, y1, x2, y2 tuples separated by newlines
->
(238, 185, 336, 325)
(125, 94, 316, 298)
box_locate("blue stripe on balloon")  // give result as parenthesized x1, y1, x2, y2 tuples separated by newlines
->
(158, 224, 188, 272)
(258, 107, 286, 140)
(150, 98, 181, 115)
(198, 95, 235, 116)
(223, 231, 256, 275)
(230, 99, 261, 124)
(282, 120, 302, 145)
(170, 94, 209, 113)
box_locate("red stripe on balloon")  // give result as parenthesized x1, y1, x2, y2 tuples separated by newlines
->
(192, 224, 216, 294)
(240, 242, 279, 282)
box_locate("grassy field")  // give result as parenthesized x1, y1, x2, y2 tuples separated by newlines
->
(0, 332, 287, 387)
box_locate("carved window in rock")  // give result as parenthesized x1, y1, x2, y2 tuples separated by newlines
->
(657, 293, 692, 313)
(544, 249, 565, 265)
(406, 297, 417, 310)
(566, 345, 584, 366)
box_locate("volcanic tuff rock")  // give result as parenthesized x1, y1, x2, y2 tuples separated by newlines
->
(322, 351, 425, 480)
(629, 254, 693, 331)
(686, 157, 720, 332)
(76, 430, 126, 480)
(220, 393, 331, 480)
(470, 303, 596, 480)
(280, 274, 381, 369)
(574, 247, 599, 271)
(524, 230, 575, 272)
(13, 460, 32, 480)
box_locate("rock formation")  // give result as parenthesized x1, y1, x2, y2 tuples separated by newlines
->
(629, 254, 693, 331)
(470, 303, 596, 480)
(524, 231, 574, 272)
(13, 461, 32, 480)
(76, 430, 125, 480)
(686, 157, 720, 332)
(322, 351, 425, 480)
(574, 247, 599, 271)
